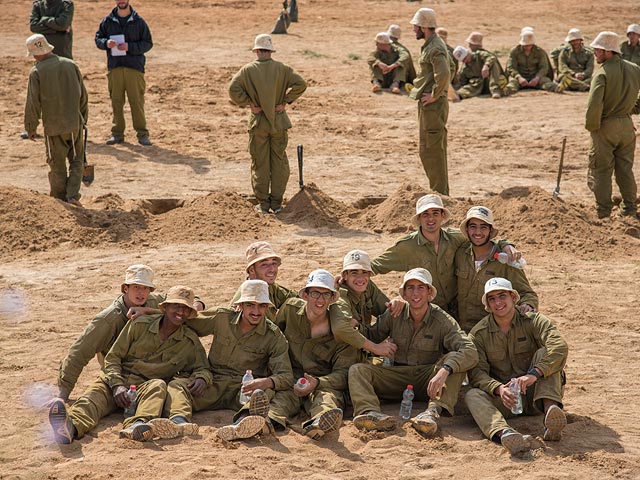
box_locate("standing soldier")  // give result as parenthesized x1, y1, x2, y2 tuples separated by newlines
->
(24, 34, 87, 207)
(586, 32, 640, 219)
(229, 34, 307, 215)
(556, 29, 593, 92)
(506, 28, 558, 94)
(368, 32, 408, 94)
(95, 0, 153, 146)
(409, 8, 451, 196)
(620, 24, 640, 67)
(30, 0, 74, 59)
(388, 24, 416, 87)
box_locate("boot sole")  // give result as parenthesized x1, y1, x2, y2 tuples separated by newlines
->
(49, 400, 73, 444)
(501, 431, 527, 454)
(178, 422, 199, 436)
(353, 413, 396, 432)
(120, 423, 153, 442)
(544, 405, 566, 441)
(248, 389, 270, 418)
(148, 418, 180, 439)
(217, 415, 265, 441)
(411, 415, 438, 437)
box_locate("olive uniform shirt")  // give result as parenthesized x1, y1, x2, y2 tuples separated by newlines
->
(620, 41, 640, 67)
(338, 280, 389, 330)
(275, 298, 357, 391)
(558, 46, 594, 80)
(230, 282, 298, 321)
(455, 241, 538, 333)
(188, 307, 293, 391)
(367, 45, 409, 72)
(506, 45, 551, 82)
(360, 303, 477, 373)
(468, 311, 568, 396)
(101, 314, 213, 389)
(30, 0, 74, 59)
(409, 34, 451, 101)
(57, 292, 165, 396)
(458, 50, 500, 85)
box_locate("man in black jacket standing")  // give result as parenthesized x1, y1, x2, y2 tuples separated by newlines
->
(95, 0, 153, 146)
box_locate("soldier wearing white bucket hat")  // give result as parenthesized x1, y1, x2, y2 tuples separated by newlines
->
(229, 34, 307, 214)
(585, 31, 640, 219)
(621, 24, 640, 66)
(465, 277, 569, 455)
(452, 45, 508, 99)
(556, 28, 593, 92)
(409, 8, 452, 195)
(505, 28, 558, 94)
(368, 32, 409, 94)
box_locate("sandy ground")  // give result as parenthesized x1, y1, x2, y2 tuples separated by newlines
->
(1, 0, 639, 478)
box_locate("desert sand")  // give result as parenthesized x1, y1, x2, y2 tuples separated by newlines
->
(1, 0, 639, 479)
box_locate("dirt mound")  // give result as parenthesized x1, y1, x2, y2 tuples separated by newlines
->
(279, 183, 357, 229)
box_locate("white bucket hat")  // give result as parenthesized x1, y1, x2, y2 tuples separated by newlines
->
(520, 32, 536, 46)
(342, 250, 373, 273)
(410, 8, 437, 29)
(453, 45, 469, 62)
(627, 24, 640, 35)
(245, 241, 281, 272)
(459, 206, 498, 239)
(399, 268, 437, 299)
(590, 31, 621, 53)
(121, 264, 156, 292)
(466, 31, 483, 47)
(481, 277, 520, 312)
(565, 28, 583, 43)
(159, 285, 198, 319)
(299, 269, 337, 297)
(26, 34, 54, 57)
(388, 24, 402, 39)
(413, 194, 451, 225)
(252, 34, 276, 51)
(521, 26, 534, 34)
(233, 279, 273, 306)
(375, 32, 391, 45)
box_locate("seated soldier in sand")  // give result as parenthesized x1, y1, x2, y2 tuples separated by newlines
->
(48, 286, 212, 443)
(269, 269, 357, 439)
(349, 268, 477, 437)
(169, 279, 294, 441)
(466, 278, 568, 455)
(387, 24, 416, 87)
(54, 264, 204, 402)
(368, 32, 408, 94)
(556, 28, 593, 92)
(452, 45, 508, 100)
(506, 28, 558, 94)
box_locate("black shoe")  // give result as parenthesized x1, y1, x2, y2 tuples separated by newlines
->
(20, 131, 29, 139)
(49, 399, 75, 444)
(138, 137, 152, 146)
(106, 135, 124, 145)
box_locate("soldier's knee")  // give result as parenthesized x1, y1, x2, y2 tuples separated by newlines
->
(146, 378, 168, 393)
(348, 362, 371, 380)
(464, 387, 485, 404)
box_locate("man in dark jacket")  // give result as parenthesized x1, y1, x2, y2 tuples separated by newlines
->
(30, 0, 74, 59)
(95, 0, 153, 146)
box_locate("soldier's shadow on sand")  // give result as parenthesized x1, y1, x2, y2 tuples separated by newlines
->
(88, 140, 211, 175)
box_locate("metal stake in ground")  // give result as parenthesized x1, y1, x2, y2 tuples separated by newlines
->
(553, 137, 566, 199)
(297, 144, 304, 190)
(81, 125, 95, 187)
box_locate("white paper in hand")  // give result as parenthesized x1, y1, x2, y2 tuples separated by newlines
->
(110, 34, 126, 56)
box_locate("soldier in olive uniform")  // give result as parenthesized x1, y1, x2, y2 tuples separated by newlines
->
(368, 32, 409, 94)
(229, 34, 307, 214)
(466, 278, 568, 455)
(435, 27, 459, 84)
(388, 24, 416, 86)
(455, 207, 538, 333)
(466, 32, 486, 53)
(350, 268, 477, 436)
(30, 0, 74, 59)
(452, 46, 508, 99)
(409, 8, 451, 196)
(168, 279, 294, 441)
(24, 34, 87, 206)
(506, 29, 558, 94)
(269, 270, 357, 439)
(48, 286, 213, 443)
(621, 24, 640, 67)
(557, 29, 593, 92)
(586, 31, 640, 219)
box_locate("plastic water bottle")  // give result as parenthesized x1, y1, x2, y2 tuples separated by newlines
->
(239, 370, 254, 405)
(382, 338, 394, 367)
(399, 384, 414, 420)
(123, 385, 137, 418)
(509, 379, 523, 415)
(295, 377, 307, 388)
(494, 252, 527, 270)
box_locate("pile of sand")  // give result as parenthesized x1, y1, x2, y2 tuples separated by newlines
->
(279, 183, 358, 229)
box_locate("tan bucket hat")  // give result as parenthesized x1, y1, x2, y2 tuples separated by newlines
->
(299, 269, 337, 297)
(590, 31, 621, 53)
(121, 264, 156, 293)
(245, 241, 281, 272)
(565, 28, 583, 43)
(459, 206, 498, 239)
(520, 31, 536, 46)
(413, 194, 451, 225)
(388, 24, 402, 39)
(435, 27, 448, 41)
(26, 34, 54, 57)
(466, 31, 483, 47)
(453, 45, 469, 62)
(481, 277, 520, 312)
(233, 279, 273, 306)
(399, 268, 437, 299)
(159, 285, 198, 318)
(375, 32, 391, 45)
(342, 250, 373, 273)
(410, 8, 437, 29)
(252, 34, 276, 51)
(627, 24, 640, 35)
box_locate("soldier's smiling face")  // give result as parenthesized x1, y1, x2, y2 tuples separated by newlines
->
(467, 219, 492, 247)
(163, 303, 192, 327)
(342, 269, 371, 295)
(248, 258, 280, 285)
(401, 279, 431, 310)
(240, 301, 268, 327)
(486, 290, 517, 321)
(418, 208, 444, 234)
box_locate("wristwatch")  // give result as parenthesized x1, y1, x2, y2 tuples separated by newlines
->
(527, 367, 542, 379)
(442, 364, 454, 375)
